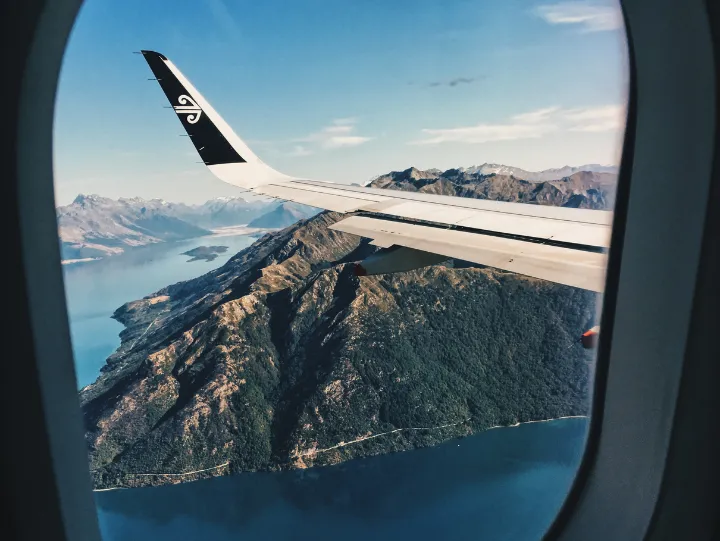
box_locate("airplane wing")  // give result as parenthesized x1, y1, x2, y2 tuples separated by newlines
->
(140, 50, 610, 292)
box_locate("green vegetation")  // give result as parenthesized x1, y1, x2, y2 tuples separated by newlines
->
(81, 168, 608, 488)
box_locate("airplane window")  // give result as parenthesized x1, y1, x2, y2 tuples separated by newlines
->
(54, 0, 627, 540)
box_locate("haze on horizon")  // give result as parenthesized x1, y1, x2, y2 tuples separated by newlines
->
(53, 0, 627, 205)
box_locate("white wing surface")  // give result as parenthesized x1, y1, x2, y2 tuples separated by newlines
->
(141, 50, 611, 292)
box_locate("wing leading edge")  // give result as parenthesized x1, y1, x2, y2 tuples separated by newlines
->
(140, 50, 610, 292)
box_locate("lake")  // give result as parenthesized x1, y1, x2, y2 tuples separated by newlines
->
(96, 417, 587, 541)
(62, 232, 588, 541)
(62, 232, 259, 388)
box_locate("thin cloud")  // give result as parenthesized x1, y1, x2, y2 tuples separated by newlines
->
(323, 125, 354, 135)
(332, 117, 358, 125)
(296, 118, 373, 149)
(288, 145, 313, 157)
(412, 123, 556, 145)
(512, 106, 561, 123)
(535, 2, 623, 32)
(410, 104, 624, 145)
(324, 136, 372, 149)
(564, 104, 625, 132)
(204, 0, 241, 37)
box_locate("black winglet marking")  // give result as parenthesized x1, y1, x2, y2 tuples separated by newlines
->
(140, 50, 246, 165)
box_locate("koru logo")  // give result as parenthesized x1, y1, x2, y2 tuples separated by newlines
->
(174, 94, 202, 124)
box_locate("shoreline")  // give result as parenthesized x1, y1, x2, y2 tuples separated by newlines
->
(62, 225, 269, 266)
(485, 414, 588, 431)
(92, 415, 588, 493)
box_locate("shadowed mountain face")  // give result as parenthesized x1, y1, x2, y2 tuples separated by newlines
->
(81, 207, 598, 489)
(370, 167, 617, 209)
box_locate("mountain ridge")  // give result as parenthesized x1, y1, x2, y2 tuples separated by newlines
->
(57, 195, 295, 261)
(370, 168, 617, 209)
(80, 169, 603, 489)
(248, 202, 319, 228)
(365, 163, 617, 186)
(461, 162, 618, 181)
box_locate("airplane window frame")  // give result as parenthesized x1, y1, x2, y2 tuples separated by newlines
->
(4, 0, 719, 540)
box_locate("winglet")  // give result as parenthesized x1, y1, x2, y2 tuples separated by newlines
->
(140, 50, 293, 188)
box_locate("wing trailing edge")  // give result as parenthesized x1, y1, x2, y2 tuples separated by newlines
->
(141, 50, 293, 188)
(141, 50, 612, 291)
(331, 216, 607, 292)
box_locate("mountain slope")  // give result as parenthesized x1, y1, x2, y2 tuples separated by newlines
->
(81, 211, 597, 490)
(58, 195, 212, 260)
(370, 167, 617, 209)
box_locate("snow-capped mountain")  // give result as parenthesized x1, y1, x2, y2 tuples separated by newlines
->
(169, 196, 276, 228)
(56, 195, 279, 261)
(462, 163, 619, 182)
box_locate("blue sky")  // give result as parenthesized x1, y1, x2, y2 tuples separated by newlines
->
(53, 0, 627, 204)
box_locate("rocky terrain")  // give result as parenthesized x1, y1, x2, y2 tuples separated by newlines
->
(58, 194, 212, 260)
(457, 162, 617, 182)
(56, 195, 312, 261)
(81, 205, 608, 488)
(370, 167, 617, 209)
(79, 165, 614, 489)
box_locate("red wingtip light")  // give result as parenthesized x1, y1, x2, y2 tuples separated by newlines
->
(581, 326, 600, 349)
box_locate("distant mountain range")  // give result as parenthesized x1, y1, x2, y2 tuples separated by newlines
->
(371, 167, 617, 210)
(58, 163, 616, 262)
(56, 195, 314, 262)
(460, 162, 618, 182)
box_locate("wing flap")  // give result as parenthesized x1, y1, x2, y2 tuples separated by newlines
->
(251, 180, 611, 248)
(141, 50, 613, 291)
(330, 216, 607, 292)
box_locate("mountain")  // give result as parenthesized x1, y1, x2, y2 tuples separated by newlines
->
(57, 195, 277, 261)
(461, 163, 618, 182)
(370, 167, 617, 209)
(57, 195, 212, 260)
(168, 197, 276, 228)
(248, 202, 319, 228)
(81, 213, 597, 490)
(58, 163, 616, 262)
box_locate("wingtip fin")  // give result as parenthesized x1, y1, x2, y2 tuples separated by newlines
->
(140, 50, 293, 189)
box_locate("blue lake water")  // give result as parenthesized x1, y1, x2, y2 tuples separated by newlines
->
(62, 232, 259, 388)
(61, 232, 588, 541)
(96, 418, 587, 541)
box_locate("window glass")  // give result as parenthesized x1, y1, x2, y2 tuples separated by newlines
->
(54, 1, 627, 540)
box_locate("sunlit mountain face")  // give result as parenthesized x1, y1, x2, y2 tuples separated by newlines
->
(80, 166, 605, 489)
